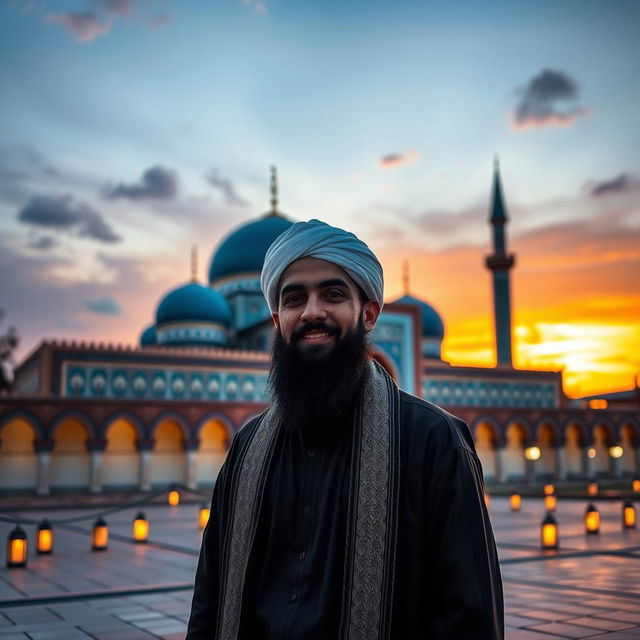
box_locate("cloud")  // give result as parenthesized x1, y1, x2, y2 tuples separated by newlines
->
(379, 150, 418, 169)
(18, 194, 121, 243)
(205, 169, 249, 207)
(99, 0, 134, 16)
(27, 235, 57, 251)
(586, 173, 640, 197)
(149, 13, 171, 29)
(512, 69, 588, 130)
(106, 165, 178, 200)
(241, 0, 267, 14)
(45, 11, 111, 43)
(84, 296, 122, 315)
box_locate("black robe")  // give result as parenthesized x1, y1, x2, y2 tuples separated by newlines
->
(187, 390, 504, 639)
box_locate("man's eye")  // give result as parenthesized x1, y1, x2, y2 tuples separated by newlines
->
(326, 289, 346, 300)
(283, 295, 302, 306)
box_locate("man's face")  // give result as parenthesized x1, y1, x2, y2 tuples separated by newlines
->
(272, 257, 380, 358)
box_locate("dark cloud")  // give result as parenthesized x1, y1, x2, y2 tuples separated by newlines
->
(84, 296, 122, 315)
(379, 150, 418, 169)
(205, 169, 249, 206)
(27, 235, 58, 251)
(512, 69, 588, 129)
(45, 11, 111, 43)
(586, 173, 640, 197)
(18, 194, 121, 243)
(106, 165, 178, 200)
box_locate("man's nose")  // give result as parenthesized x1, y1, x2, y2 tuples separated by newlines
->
(300, 296, 326, 322)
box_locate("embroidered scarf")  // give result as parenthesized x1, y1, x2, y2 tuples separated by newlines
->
(216, 360, 400, 640)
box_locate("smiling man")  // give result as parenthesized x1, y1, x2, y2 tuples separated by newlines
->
(187, 219, 504, 640)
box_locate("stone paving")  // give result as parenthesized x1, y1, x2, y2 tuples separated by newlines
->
(0, 494, 639, 639)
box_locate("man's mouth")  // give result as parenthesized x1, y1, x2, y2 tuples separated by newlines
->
(293, 324, 339, 344)
(301, 330, 332, 341)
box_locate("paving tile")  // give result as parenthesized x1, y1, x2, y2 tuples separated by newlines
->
(506, 629, 568, 640)
(565, 616, 637, 632)
(594, 611, 640, 625)
(527, 621, 611, 638)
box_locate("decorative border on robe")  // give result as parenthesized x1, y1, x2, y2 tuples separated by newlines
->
(216, 360, 400, 640)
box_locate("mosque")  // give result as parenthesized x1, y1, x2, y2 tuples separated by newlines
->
(0, 165, 638, 495)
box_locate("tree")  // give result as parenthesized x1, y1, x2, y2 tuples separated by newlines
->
(0, 310, 20, 395)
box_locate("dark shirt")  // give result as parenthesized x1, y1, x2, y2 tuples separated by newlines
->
(187, 391, 504, 640)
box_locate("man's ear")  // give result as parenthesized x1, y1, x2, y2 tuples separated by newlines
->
(272, 313, 280, 330)
(362, 300, 380, 332)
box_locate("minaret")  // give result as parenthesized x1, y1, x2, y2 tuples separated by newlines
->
(191, 244, 198, 282)
(268, 165, 279, 216)
(485, 158, 515, 367)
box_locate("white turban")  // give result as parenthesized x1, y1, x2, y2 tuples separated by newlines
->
(261, 219, 384, 313)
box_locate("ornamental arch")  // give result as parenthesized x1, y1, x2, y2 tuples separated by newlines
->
(564, 420, 587, 478)
(151, 416, 186, 487)
(620, 422, 639, 475)
(196, 416, 231, 485)
(103, 416, 139, 489)
(592, 421, 615, 476)
(472, 417, 499, 481)
(535, 420, 560, 479)
(50, 416, 91, 490)
(0, 416, 38, 490)
(504, 419, 530, 481)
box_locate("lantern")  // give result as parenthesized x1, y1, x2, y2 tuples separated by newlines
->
(92, 517, 109, 551)
(37, 520, 53, 555)
(199, 504, 210, 530)
(609, 446, 623, 459)
(587, 482, 598, 497)
(544, 495, 557, 512)
(541, 512, 559, 550)
(525, 446, 541, 461)
(544, 484, 554, 496)
(585, 503, 600, 534)
(133, 512, 149, 543)
(632, 479, 640, 493)
(168, 490, 180, 507)
(6, 525, 27, 568)
(587, 447, 596, 459)
(622, 500, 636, 529)
(509, 493, 521, 511)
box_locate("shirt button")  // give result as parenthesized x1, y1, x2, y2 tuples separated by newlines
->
(303, 504, 311, 515)
(298, 551, 306, 560)
(289, 592, 297, 603)
(307, 449, 316, 458)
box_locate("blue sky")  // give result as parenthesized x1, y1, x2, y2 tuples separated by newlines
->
(1, 0, 639, 395)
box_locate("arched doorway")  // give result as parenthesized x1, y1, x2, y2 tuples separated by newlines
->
(103, 417, 139, 489)
(565, 423, 585, 478)
(474, 421, 498, 480)
(196, 418, 230, 485)
(151, 418, 186, 487)
(50, 417, 91, 489)
(0, 417, 37, 491)
(504, 422, 527, 480)
(536, 422, 558, 479)
(620, 423, 638, 475)
(592, 423, 613, 476)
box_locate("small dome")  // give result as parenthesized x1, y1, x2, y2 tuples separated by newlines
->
(140, 325, 157, 346)
(392, 294, 445, 339)
(209, 214, 294, 283)
(156, 282, 231, 326)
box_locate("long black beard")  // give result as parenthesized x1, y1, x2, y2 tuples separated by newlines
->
(269, 319, 370, 440)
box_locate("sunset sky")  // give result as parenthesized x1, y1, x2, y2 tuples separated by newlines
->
(1, 0, 638, 398)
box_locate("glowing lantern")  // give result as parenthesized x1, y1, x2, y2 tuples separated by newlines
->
(168, 490, 180, 507)
(587, 447, 596, 459)
(92, 517, 109, 551)
(544, 484, 554, 496)
(525, 446, 541, 461)
(509, 493, 521, 511)
(585, 503, 600, 534)
(633, 479, 640, 493)
(587, 482, 598, 497)
(6, 525, 27, 568)
(609, 446, 623, 459)
(622, 500, 636, 529)
(199, 504, 210, 530)
(133, 512, 149, 543)
(37, 520, 53, 555)
(541, 512, 559, 550)
(544, 495, 557, 511)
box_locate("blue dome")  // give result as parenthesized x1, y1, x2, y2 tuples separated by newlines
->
(156, 282, 232, 326)
(140, 324, 157, 346)
(209, 214, 294, 283)
(392, 294, 445, 339)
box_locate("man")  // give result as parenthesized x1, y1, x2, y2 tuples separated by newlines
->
(187, 219, 504, 640)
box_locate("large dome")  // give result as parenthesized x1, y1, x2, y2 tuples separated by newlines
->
(156, 282, 231, 326)
(392, 294, 445, 339)
(209, 214, 294, 283)
(139, 324, 157, 346)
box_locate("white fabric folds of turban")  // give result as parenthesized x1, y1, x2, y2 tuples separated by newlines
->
(261, 219, 384, 314)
